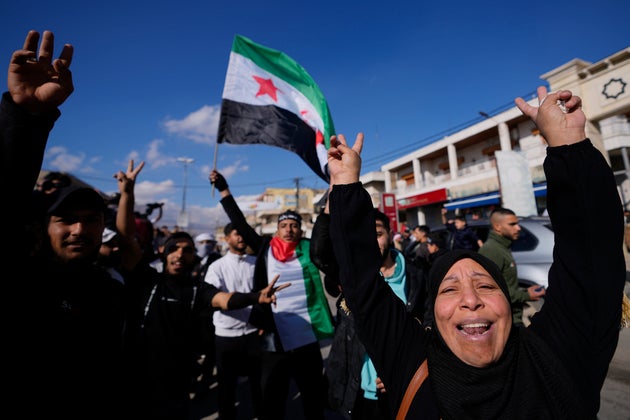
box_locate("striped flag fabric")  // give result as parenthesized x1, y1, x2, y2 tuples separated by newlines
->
(217, 35, 335, 182)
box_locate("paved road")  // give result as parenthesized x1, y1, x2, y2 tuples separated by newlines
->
(598, 306, 630, 420)
(599, 277, 630, 419)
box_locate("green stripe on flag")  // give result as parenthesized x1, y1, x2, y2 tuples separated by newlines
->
(296, 239, 334, 339)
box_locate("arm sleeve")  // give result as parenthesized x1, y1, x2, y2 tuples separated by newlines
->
(219, 194, 263, 252)
(329, 182, 427, 415)
(531, 139, 625, 413)
(227, 292, 260, 310)
(310, 213, 340, 277)
(1, 92, 60, 263)
(1, 92, 60, 197)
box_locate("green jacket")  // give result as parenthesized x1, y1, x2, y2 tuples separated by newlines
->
(479, 230, 530, 325)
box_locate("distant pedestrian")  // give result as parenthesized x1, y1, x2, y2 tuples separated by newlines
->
(441, 208, 483, 251)
(405, 224, 431, 267)
(193, 232, 221, 281)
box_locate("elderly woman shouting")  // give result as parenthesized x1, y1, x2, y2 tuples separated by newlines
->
(326, 86, 626, 419)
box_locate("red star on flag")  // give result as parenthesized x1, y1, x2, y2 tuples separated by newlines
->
(300, 110, 324, 145)
(253, 75, 281, 102)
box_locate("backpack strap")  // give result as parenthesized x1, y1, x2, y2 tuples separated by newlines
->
(396, 359, 428, 420)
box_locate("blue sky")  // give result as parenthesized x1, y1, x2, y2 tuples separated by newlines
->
(3, 0, 629, 233)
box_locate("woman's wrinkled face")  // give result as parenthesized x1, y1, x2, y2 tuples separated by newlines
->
(434, 258, 511, 367)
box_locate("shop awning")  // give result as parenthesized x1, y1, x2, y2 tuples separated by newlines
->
(444, 183, 547, 210)
(443, 192, 500, 210)
(533, 183, 547, 197)
(397, 188, 448, 210)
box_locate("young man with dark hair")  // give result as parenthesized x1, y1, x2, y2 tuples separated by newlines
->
(203, 222, 264, 419)
(405, 224, 431, 266)
(479, 207, 546, 325)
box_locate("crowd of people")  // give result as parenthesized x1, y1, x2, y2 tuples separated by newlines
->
(3, 28, 628, 420)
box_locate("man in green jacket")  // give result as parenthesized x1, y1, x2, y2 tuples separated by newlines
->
(479, 207, 546, 325)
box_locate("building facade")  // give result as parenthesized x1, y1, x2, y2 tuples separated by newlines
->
(247, 186, 327, 237)
(362, 46, 630, 230)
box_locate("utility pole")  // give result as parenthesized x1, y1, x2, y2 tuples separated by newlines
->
(176, 157, 194, 228)
(294, 177, 302, 211)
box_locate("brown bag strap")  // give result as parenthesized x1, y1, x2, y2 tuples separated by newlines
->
(396, 359, 429, 420)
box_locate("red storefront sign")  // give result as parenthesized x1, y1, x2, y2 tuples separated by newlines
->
(397, 188, 448, 210)
(380, 193, 399, 233)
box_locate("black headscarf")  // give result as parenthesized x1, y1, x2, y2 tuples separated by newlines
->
(427, 250, 511, 318)
(424, 250, 584, 419)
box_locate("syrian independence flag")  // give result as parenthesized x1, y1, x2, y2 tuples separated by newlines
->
(217, 35, 335, 182)
(268, 239, 335, 350)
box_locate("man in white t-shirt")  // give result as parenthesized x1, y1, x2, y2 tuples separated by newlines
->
(204, 222, 262, 419)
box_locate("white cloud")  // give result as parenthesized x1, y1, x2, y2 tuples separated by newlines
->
(126, 150, 141, 163)
(135, 179, 176, 203)
(45, 146, 86, 172)
(145, 139, 177, 169)
(219, 160, 249, 178)
(163, 104, 222, 145)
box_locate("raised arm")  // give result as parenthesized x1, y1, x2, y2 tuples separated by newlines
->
(327, 133, 428, 412)
(209, 169, 263, 252)
(113, 160, 145, 270)
(516, 86, 625, 415)
(2, 30, 74, 258)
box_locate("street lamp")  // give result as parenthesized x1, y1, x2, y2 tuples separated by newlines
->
(176, 157, 194, 229)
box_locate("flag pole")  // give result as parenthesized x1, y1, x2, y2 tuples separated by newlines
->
(211, 141, 219, 198)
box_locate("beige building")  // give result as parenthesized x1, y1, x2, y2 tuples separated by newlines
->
(362, 45, 630, 230)
(239, 186, 327, 237)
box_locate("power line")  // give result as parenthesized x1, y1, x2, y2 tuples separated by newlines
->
(66, 90, 539, 193)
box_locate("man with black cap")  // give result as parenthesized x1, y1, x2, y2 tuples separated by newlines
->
(210, 169, 334, 420)
(32, 183, 127, 418)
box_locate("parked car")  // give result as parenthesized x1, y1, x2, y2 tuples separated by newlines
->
(431, 216, 554, 289)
